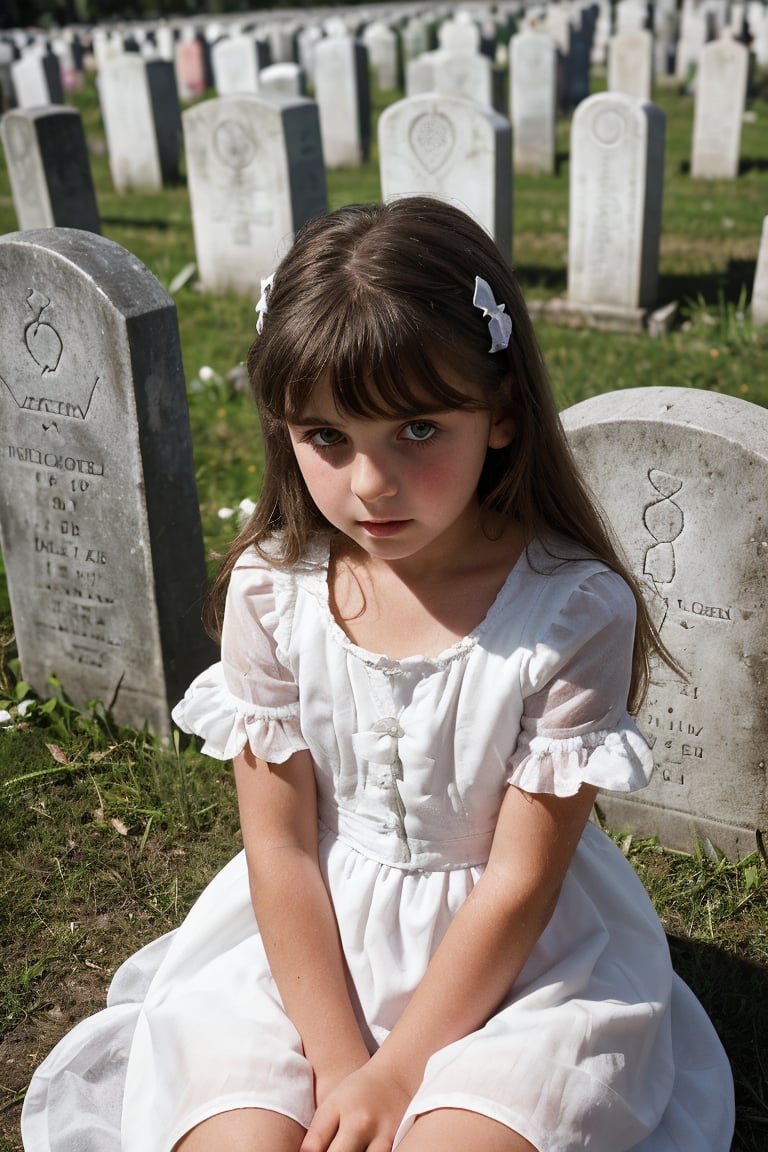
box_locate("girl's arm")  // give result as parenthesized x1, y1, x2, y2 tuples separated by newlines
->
(234, 746, 371, 1101)
(302, 780, 598, 1151)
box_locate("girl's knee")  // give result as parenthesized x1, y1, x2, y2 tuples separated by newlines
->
(173, 1106, 305, 1152)
(397, 1108, 539, 1152)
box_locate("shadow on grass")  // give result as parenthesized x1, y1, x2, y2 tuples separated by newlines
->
(658, 259, 757, 309)
(668, 934, 768, 1152)
(678, 158, 768, 177)
(515, 265, 568, 295)
(739, 157, 768, 176)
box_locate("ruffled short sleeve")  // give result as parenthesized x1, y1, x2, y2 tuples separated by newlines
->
(507, 567, 653, 798)
(171, 550, 308, 764)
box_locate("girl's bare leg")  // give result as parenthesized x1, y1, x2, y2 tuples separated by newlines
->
(397, 1108, 539, 1152)
(173, 1107, 305, 1152)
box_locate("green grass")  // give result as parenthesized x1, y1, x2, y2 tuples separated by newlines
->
(0, 65, 767, 1152)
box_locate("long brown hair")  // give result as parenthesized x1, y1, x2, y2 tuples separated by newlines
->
(206, 196, 676, 712)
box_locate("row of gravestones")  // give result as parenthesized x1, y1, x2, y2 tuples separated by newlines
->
(4, 0, 767, 104)
(0, 226, 765, 863)
(3, 4, 758, 182)
(4, 74, 768, 331)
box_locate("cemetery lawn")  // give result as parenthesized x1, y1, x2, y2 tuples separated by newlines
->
(1, 70, 768, 1152)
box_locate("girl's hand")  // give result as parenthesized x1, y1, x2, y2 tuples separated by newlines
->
(301, 1061, 411, 1152)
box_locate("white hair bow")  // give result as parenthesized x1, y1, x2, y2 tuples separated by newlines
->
(255, 272, 275, 334)
(472, 276, 512, 353)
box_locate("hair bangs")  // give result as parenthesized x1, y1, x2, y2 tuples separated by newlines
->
(269, 278, 479, 424)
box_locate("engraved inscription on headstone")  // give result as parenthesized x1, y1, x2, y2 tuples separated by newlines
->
(183, 93, 327, 294)
(408, 112, 456, 174)
(0, 229, 215, 735)
(562, 386, 768, 859)
(378, 93, 512, 262)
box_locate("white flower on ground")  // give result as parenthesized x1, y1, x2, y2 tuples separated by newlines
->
(217, 507, 235, 520)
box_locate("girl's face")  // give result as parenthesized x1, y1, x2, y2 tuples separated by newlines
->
(286, 371, 515, 568)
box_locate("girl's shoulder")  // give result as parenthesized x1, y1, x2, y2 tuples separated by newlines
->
(232, 532, 332, 580)
(518, 535, 636, 625)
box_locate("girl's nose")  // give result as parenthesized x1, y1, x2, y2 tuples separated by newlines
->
(350, 453, 398, 502)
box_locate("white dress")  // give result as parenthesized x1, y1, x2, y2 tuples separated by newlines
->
(21, 537, 735, 1152)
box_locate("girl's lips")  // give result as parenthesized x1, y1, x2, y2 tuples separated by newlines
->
(359, 520, 411, 537)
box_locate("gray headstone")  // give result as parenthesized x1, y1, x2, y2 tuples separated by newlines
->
(0, 40, 18, 110)
(0, 228, 215, 735)
(752, 216, 768, 327)
(607, 28, 653, 100)
(562, 386, 768, 860)
(510, 31, 557, 175)
(314, 37, 370, 167)
(11, 49, 63, 107)
(183, 93, 326, 294)
(378, 92, 512, 263)
(1, 106, 100, 233)
(361, 21, 401, 91)
(98, 55, 181, 192)
(568, 91, 665, 315)
(437, 14, 481, 54)
(210, 33, 262, 95)
(259, 62, 306, 99)
(691, 38, 748, 180)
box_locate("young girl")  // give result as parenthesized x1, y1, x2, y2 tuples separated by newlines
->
(22, 196, 734, 1152)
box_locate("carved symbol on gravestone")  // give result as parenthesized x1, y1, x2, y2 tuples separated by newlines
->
(408, 112, 455, 174)
(213, 119, 257, 170)
(0, 287, 99, 422)
(24, 289, 63, 376)
(592, 108, 625, 148)
(643, 469, 684, 585)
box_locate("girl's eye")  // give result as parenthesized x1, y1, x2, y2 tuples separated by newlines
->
(401, 421, 437, 443)
(307, 428, 344, 448)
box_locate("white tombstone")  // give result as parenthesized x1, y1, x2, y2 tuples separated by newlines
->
(361, 21, 400, 91)
(568, 91, 665, 315)
(751, 216, 768, 327)
(378, 92, 512, 262)
(323, 16, 351, 40)
(314, 37, 370, 167)
(183, 93, 326, 295)
(296, 25, 323, 85)
(211, 34, 262, 95)
(676, 0, 711, 80)
(438, 15, 481, 54)
(510, 31, 557, 175)
(401, 16, 430, 63)
(98, 55, 181, 193)
(405, 48, 503, 113)
(615, 0, 649, 33)
(155, 24, 176, 61)
(562, 386, 768, 860)
(92, 28, 125, 70)
(690, 38, 748, 179)
(50, 34, 82, 93)
(608, 28, 653, 100)
(259, 62, 305, 99)
(749, 1, 768, 67)
(11, 48, 63, 107)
